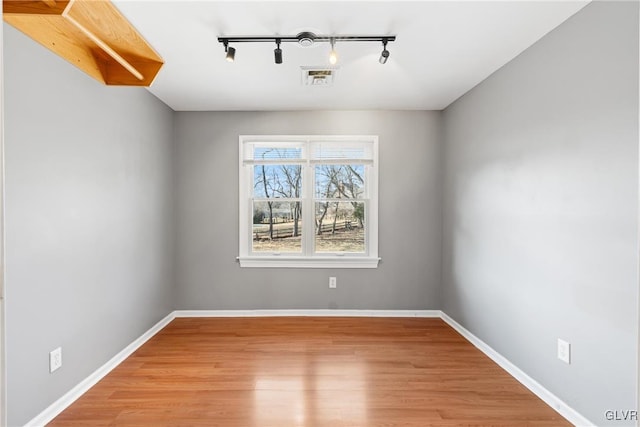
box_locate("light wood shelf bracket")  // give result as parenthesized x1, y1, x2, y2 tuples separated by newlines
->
(3, 0, 164, 86)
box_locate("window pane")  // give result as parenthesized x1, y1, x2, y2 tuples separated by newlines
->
(252, 201, 302, 253)
(314, 165, 365, 199)
(315, 201, 365, 253)
(254, 165, 302, 199)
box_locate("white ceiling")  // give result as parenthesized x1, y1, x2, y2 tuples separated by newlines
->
(113, 1, 589, 111)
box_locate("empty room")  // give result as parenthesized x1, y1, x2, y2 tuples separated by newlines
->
(0, 0, 638, 426)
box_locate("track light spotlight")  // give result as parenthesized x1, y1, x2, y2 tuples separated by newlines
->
(274, 39, 283, 64)
(379, 39, 389, 64)
(226, 47, 236, 62)
(379, 49, 389, 64)
(226, 46, 236, 62)
(224, 41, 236, 62)
(329, 38, 338, 65)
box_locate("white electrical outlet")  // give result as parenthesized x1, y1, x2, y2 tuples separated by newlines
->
(50, 347, 62, 373)
(329, 277, 337, 289)
(557, 339, 570, 364)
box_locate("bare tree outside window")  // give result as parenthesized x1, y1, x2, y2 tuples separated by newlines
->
(252, 148, 303, 252)
(314, 164, 365, 253)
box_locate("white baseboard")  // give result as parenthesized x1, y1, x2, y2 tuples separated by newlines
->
(25, 312, 176, 427)
(24, 309, 592, 427)
(174, 309, 442, 318)
(440, 312, 594, 427)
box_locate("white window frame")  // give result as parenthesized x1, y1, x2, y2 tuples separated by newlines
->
(238, 135, 379, 268)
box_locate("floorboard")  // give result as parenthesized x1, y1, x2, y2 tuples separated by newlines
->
(48, 317, 571, 426)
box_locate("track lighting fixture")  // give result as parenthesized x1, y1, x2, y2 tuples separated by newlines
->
(224, 41, 235, 62)
(379, 38, 390, 64)
(218, 32, 396, 65)
(274, 39, 283, 64)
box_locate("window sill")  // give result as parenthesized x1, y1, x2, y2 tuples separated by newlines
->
(237, 256, 380, 269)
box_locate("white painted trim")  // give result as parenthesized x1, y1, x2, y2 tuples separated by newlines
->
(174, 309, 441, 318)
(237, 256, 380, 269)
(440, 312, 594, 427)
(24, 312, 176, 427)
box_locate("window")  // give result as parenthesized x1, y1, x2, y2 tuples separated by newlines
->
(239, 135, 379, 268)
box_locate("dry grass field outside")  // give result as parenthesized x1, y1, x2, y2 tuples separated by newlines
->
(253, 226, 364, 253)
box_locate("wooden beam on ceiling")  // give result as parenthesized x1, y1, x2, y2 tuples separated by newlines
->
(3, 0, 164, 87)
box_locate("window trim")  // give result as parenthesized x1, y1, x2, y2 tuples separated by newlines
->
(238, 135, 379, 268)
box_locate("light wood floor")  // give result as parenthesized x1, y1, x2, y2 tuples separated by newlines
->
(48, 317, 571, 426)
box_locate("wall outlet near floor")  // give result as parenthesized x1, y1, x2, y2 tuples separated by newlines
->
(329, 277, 337, 289)
(50, 347, 62, 373)
(557, 339, 570, 364)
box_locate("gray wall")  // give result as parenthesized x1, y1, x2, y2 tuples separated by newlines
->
(174, 111, 442, 310)
(3, 25, 175, 426)
(441, 2, 639, 425)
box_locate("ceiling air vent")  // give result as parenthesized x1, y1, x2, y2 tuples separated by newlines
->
(301, 67, 339, 87)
